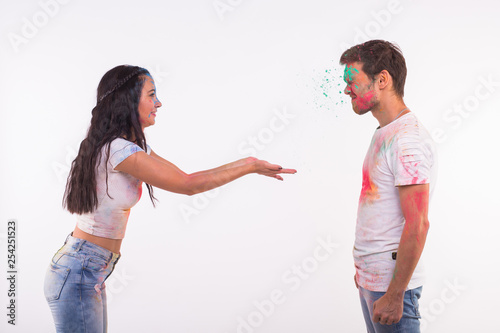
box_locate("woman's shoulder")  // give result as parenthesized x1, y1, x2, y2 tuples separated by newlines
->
(109, 137, 137, 149)
(108, 137, 151, 156)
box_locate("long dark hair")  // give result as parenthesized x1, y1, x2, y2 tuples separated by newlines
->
(63, 65, 157, 214)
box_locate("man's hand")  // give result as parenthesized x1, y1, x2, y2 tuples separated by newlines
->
(372, 292, 404, 325)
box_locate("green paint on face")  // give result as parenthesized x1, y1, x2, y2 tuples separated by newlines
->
(343, 65, 359, 83)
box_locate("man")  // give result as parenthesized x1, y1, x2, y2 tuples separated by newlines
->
(340, 40, 437, 332)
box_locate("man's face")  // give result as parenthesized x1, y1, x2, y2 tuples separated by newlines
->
(343, 62, 379, 115)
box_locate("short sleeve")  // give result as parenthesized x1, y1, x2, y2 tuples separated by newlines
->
(108, 138, 145, 169)
(391, 121, 433, 186)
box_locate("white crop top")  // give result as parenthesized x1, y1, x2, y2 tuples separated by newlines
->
(76, 138, 151, 239)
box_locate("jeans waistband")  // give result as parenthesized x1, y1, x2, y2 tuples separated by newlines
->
(63, 233, 120, 263)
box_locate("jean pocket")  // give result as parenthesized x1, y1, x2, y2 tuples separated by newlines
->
(85, 256, 108, 272)
(408, 288, 422, 318)
(44, 262, 70, 302)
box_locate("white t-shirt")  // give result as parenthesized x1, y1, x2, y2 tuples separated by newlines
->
(76, 138, 151, 239)
(354, 112, 437, 292)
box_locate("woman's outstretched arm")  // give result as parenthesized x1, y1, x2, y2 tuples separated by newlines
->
(115, 149, 296, 196)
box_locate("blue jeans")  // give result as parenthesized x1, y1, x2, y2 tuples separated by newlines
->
(359, 286, 422, 333)
(44, 234, 120, 333)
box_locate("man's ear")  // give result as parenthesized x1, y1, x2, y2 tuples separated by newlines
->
(376, 70, 391, 90)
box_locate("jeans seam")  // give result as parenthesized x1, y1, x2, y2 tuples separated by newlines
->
(408, 288, 421, 319)
(414, 289, 421, 318)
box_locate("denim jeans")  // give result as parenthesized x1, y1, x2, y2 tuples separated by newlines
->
(359, 286, 422, 333)
(44, 234, 120, 333)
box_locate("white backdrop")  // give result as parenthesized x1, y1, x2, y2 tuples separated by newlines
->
(1, 0, 499, 332)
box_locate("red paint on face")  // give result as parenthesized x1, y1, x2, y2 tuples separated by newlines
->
(343, 62, 378, 115)
(353, 89, 376, 114)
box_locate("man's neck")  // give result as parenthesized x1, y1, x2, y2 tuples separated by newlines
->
(371, 97, 408, 128)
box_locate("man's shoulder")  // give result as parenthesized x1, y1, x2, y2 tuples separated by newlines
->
(391, 113, 436, 163)
(395, 112, 420, 130)
(392, 113, 431, 142)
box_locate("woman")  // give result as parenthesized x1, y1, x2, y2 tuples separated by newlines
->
(44, 65, 296, 332)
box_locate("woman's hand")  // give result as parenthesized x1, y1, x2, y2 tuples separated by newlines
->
(250, 157, 297, 181)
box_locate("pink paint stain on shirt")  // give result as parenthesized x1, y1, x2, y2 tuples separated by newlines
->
(360, 167, 380, 204)
(399, 155, 421, 184)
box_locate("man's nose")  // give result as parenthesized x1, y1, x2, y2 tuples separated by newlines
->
(344, 85, 351, 95)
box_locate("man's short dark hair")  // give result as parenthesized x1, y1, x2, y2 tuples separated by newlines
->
(339, 40, 407, 98)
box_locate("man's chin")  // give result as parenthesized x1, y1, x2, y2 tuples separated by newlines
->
(353, 108, 370, 115)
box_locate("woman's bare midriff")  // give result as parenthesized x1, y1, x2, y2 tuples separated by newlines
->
(72, 225, 122, 254)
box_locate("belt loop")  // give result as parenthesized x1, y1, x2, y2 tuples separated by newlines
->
(75, 238, 85, 252)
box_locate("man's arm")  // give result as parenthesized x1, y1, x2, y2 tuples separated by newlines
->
(372, 183, 430, 325)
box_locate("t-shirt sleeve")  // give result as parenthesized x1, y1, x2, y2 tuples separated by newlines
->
(391, 122, 433, 186)
(108, 138, 145, 169)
